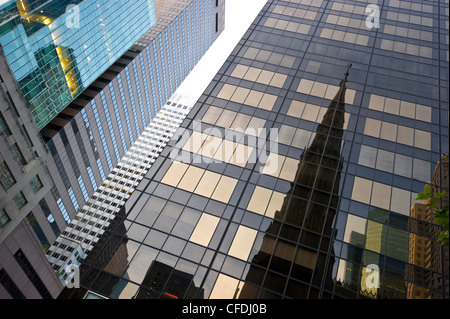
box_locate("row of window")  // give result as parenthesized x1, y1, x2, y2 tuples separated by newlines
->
(0, 161, 43, 214)
(95, 194, 439, 299)
(217, 84, 278, 111)
(45, 100, 194, 269)
(230, 64, 288, 88)
(363, 117, 431, 151)
(265, 7, 436, 60)
(0, 249, 52, 298)
(202, 105, 267, 133)
(161, 161, 238, 204)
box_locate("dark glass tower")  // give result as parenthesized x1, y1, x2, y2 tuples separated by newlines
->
(63, 0, 448, 299)
(239, 66, 350, 298)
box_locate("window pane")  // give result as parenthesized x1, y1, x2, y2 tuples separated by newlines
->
(211, 175, 238, 203)
(364, 118, 381, 137)
(161, 161, 189, 187)
(228, 226, 257, 261)
(287, 100, 306, 118)
(394, 154, 413, 178)
(178, 166, 204, 192)
(247, 186, 272, 215)
(209, 274, 240, 299)
(202, 106, 222, 124)
(358, 145, 377, 168)
(376, 149, 395, 172)
(1, 209, 11, 229)
(352, 177, 372, 204)
(30, 175, 43, 193)
(195, 171, 221, 198)
(13, 192, 27, 210)
(189, 213, 220, 246)
(380, 122, 397, 142)
(370, 182, 391, 210)
(258, 94, 277, 111)
(231, 64, 249, 78)
(0, 161, 16, 190)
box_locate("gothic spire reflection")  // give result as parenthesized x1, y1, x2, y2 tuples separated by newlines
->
(239, 65, 351, 298)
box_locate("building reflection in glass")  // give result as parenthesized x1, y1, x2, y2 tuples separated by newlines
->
(407, 154, 449, 299)
(238, 66, 352, 299)
(59, 204, 204, 299)
(337, 154, 448, 299)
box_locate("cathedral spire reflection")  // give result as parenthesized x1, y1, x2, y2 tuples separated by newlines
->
(239, 65, 351, 298)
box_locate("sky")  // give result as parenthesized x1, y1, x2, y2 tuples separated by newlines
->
(175, 0, 267, 100)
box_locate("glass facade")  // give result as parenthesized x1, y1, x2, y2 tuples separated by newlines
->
(64, 0, 448, 300)
(0, 0, 156, 130)
(46, 94, 197, 285)
(39, 0, 221, 242)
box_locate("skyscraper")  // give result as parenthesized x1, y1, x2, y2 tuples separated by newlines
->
(62, 0, 448, 299)
(1, 0, 224, 299)
(46, 93, 197, 288)
(0, 0, 156, 130)
(0, 0, 156, 299)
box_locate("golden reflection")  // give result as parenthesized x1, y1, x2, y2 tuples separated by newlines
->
(291, 128, 313, 150)
(228, 226, 258, 261)
(202, 106, 222, 124)
(352, 176, 417, 216)
(182, 130, 254, 167)
(257, 70, 274, 85)
(244, 67, 262, 82)
(231, 64, 249, 78)
(210, 274, 240, 299)
(244, 90, 264, 107)
(199, 135, 222, 159)
(261, 153, 283, 177)
(297, 79, 356, 104)
(320, 28, 369, 46)
(231, 144, 253, 167)
(279, 157, 300, 182)
(212, 175, 238, 203)
(262, 153, 302, 182)
(270, 73, 287, 88)
(230, 113, 251, 130)
(182, 131, 207, 154)
(247, 186, 272, 216)
(407, 154, 449, 299)
(161, 161, 189, 187)
(215, 139, 237, 163)
(216, 109, 236, 127)
(363, 118, 431, 150)
(178, 165, 204, 192)
(258, 93, 277, 111)
(217, 84, 237, 100)
(189, 213, 220, 246)
(370, 182, 391, 211)
(230, 87, 250, 104)
(194, 171, 221, 198)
